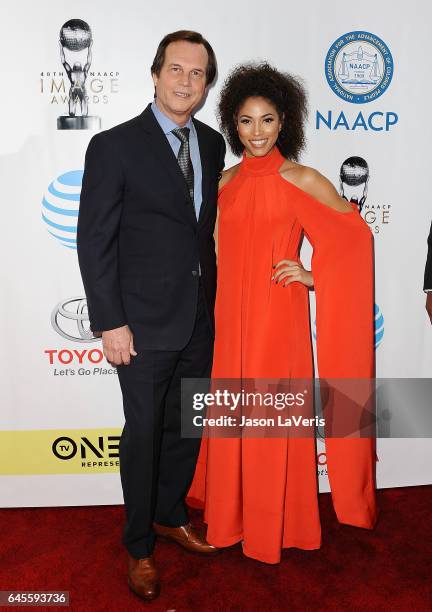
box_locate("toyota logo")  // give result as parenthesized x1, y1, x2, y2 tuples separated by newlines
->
(51, 297, 99, 343)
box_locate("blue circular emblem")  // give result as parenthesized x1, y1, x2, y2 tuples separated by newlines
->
(42, 170, 83, 249)
(374, 303, 384, 349)
(325, 31, 394, 104)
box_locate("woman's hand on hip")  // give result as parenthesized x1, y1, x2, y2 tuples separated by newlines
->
(271, 259, 313, 288)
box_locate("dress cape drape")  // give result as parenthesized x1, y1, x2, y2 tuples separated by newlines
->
(187, 147, 377, 564)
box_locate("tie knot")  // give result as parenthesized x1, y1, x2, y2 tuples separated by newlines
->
(172, 127, 190, 143)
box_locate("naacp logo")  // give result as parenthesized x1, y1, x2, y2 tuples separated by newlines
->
(325, 31, 394, 104)
(51, 297, 99, 343)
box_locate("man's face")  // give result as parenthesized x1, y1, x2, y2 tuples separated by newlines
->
(152, 40, 208, 124)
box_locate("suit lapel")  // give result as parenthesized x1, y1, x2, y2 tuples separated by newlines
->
(138, 104, 197, 227)
(193, 119, 212, 225)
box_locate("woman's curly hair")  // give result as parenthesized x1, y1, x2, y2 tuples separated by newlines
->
(217, 62, 308, 160)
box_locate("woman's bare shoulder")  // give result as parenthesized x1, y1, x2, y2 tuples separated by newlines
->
(279, 161, 353, 213)
(279, 159, 320, 186)
(219, 163, 241, 190)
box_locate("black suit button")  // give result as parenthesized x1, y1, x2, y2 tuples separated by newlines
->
(192, 270, 198, 277)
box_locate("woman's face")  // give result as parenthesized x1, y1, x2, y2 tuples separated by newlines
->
(236, 96, 282, 157)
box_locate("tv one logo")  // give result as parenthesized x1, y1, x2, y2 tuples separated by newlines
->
(52, 435, 120, 461)
(316, 452, 378, 470)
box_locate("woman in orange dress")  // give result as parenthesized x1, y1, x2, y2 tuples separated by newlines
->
(188, 63, 377, 564)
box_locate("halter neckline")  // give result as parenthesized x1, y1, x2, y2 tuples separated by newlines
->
(241, 146, 286, 176)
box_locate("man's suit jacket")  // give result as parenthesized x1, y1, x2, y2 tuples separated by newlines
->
(425, 222, 432, 292)
(77, 103, 226, 350)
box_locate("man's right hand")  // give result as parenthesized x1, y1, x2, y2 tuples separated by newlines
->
(102, 325, 137, 366)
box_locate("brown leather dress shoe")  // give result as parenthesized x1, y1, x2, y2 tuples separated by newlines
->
(127, 554, 160, 602)
(153, 522, 219, 555)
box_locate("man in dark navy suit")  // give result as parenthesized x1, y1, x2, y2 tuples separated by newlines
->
(425, 222, 432, 323)
(77, 31, 225, 601)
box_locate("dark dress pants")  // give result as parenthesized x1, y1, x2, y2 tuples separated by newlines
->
(117, 282, 213, 559)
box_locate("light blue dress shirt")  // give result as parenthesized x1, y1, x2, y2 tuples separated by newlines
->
(151, 100, 203, 219)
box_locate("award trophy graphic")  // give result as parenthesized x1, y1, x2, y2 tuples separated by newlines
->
(339, 156, 369, 213)
(57, 19, 101, 130)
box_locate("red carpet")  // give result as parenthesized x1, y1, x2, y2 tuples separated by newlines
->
(1, 486, 431, 611)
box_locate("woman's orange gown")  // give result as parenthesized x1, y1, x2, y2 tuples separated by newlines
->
(188, 147, 377, 564)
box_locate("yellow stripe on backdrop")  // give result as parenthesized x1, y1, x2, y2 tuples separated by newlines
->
(0, 429, 122, 475)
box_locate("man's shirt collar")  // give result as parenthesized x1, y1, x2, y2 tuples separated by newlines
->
(151, 99, 194, 135)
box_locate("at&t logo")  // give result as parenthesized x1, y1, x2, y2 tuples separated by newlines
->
(42, 170, 82, 248)
(312, 303, 384, 349)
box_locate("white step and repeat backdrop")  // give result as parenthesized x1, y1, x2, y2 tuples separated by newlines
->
(1, 0, 431, 507)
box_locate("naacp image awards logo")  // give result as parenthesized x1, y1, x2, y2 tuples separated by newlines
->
(339, 156, 391, 234)
(325, 31, 394, 104)
(57, 19, 100, 130)
(340, 156, 369, 213)
(40, 18, 119, 129)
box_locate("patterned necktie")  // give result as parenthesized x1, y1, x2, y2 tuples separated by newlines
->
(172, 127, 194, 203)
